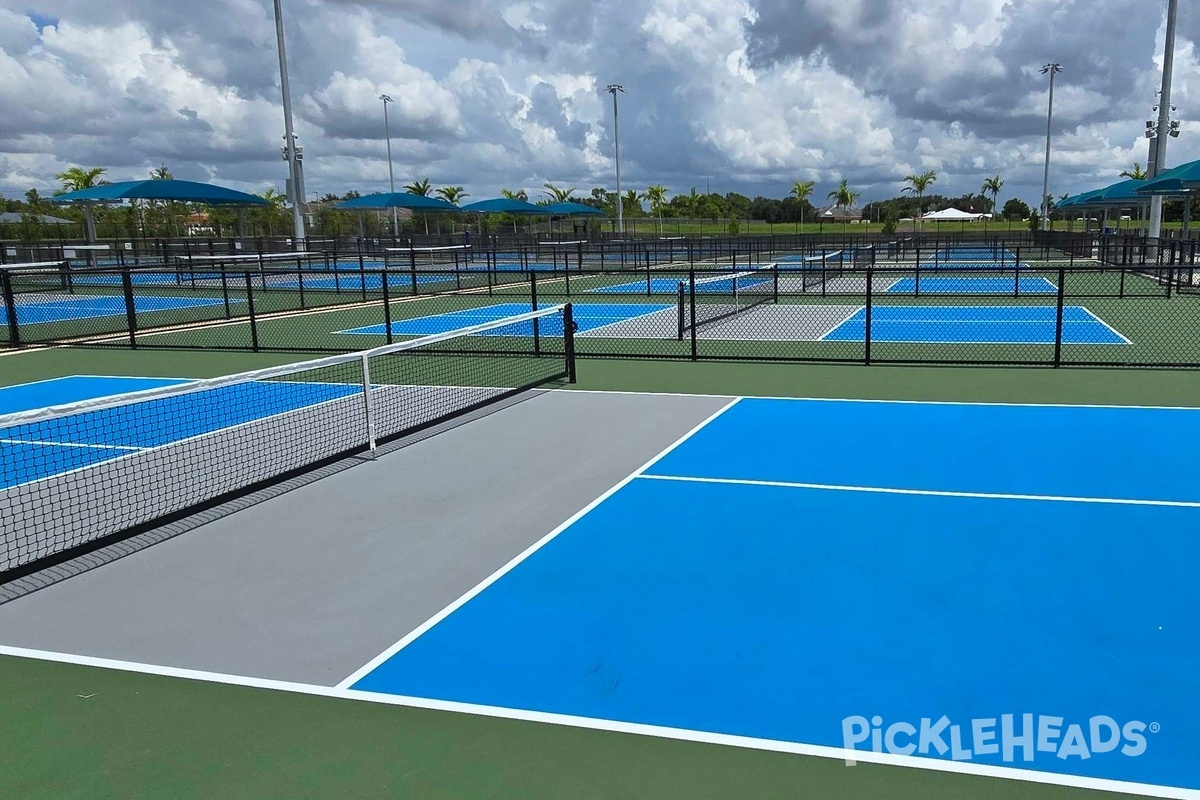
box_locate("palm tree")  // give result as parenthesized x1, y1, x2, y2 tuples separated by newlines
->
(55, 166, 108, 242)
(902, 170, 937, 231)
(500, 188, 528, 201)
(644, 184, 669, 234)
(981, 174, 1003, 232)
(404, 178, 432, 196)
(542, 183, 577, 203)
(435, 186, 469, 205)
(623, 189, 641, 215)
(826, 179, 857, 230)
(1120, 162, 1148, 180)
(790, 180, 815, 231)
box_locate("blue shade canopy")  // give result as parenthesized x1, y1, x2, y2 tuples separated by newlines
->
(461, 198, 553, 214)
(51, 179, 269, 206)
(334, 192, 459, 211)
(1135, 159, 1200, 196)
(1085, 178, 1148, 207)
(542, 201, 604, 216)
(1053, 194, 1082, 209)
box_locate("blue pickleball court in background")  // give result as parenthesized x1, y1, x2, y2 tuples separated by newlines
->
(822, 305, 1129, 344)
(336, 303, 672, 338)
(1, 295, 237, 326)
(348, 397, 1200, 794)
(886, 276, 1057, 294)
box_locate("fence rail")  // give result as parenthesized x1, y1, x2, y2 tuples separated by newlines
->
(3, 234, 1199, 368)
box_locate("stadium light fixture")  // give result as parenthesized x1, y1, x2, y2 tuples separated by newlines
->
(607, 84, 626, 234)
(1149, 0, 1180, 241)
(1039, 62, 1062, 232)
(380, 94, 398, 236)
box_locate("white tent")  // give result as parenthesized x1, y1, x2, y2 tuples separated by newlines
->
(921, 207, 984, 221)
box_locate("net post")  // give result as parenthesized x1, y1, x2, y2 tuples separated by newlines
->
(244, 272, 259, 352)
(382, 270, 394, 345)
(297, 267, 306, 309)
(121, 267, 138, 349)
(864, 265, 873, 366)
(359, 253, 368, 302)
(689, 268, 698, 361)
(1053, 267, 1066, 367)
(1, 268, 20, 346)
(361, 351, 377, 457)
(409, 247, 419, 295)
(530, 271, 540, 356)
(563, 303, 577, 383)
(646, 251, 652, 296)
(220, 270, 232, 319)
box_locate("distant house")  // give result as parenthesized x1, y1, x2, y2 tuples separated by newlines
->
(817, 205, 863, 222)
(0, 212, 74, 225)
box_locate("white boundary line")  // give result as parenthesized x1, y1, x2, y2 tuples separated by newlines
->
(636, 474, 1200, 509)
(555, 390, 1200, 412)
(0, 644, 1194, 799)
(0, 438, 142, 452)
(817, 305, 865, 341)
(1079, 306, 1135, 345)
(334, 396, 744, 690)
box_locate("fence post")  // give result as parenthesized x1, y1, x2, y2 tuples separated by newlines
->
(864, 265, 873, 365)
(382, 271, 394, 346)
(1, 269, 19, 346)
(530, 271, 540, 356)
(689, 268, 698, 361)
(1053, 267, 1066, 367)
(676, 282, 686, 341)
(409, 247, 419, 295)
(359, 253, 368, 302)
(220, 270, 232, 318)
(244, 272, 259, 352)
(121, 268, 138, 349)
(563, 303, 577, 383)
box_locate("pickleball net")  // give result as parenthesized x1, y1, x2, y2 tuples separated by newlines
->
(677, 267, 779, 339)
(0, 304, 576, 583)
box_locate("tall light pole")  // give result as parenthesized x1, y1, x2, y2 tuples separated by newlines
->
(1149, 0, 1180, 241)
(1039, 63, 1062, 232)
(607, 84, 626, 234)
(380, 94, 398, 237)
(272, 0, 305, 244)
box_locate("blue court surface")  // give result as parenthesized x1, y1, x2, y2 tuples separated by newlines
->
(348, 398, 1200, 794)
(0, 375, 359, 490)
(887, 276, 1057, 294)
(68, 271, 227, 286)
(336, 302, 670, 337)
(1, 295, 237, 326)
(270, 272, 458, 291)
(589, 275, 772, 294)
(822, 305, 1128, 344)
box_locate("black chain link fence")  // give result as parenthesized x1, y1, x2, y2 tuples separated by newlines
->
(4, 234, 1200, 368)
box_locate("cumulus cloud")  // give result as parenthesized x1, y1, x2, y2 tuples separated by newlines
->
(0, 0, 1198, 205)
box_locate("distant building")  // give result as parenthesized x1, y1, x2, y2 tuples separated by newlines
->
(817, 205, 863, 222)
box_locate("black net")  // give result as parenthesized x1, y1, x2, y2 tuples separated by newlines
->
(678, 267, 779, 338)
(0, 304, 575, 581)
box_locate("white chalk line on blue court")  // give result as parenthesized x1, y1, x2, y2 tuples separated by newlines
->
(334, 395, 745, 691)
(636, 473, 1200, 509)
(0, 642, 1195, 800)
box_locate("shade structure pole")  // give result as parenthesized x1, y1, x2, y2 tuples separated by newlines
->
(272, 0, 306, 244)
(1149, 0, 1180, 242)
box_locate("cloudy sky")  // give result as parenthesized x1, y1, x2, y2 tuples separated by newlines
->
(1, 0, 1199, 207)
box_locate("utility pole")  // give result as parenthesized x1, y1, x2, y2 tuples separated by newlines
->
(607, 84, 625, 234)
(1040, 63, 1062, 231)
(1149, 0, 1180, 241)
(380, 94, 398, 237)
(272, 0, 305, 245)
